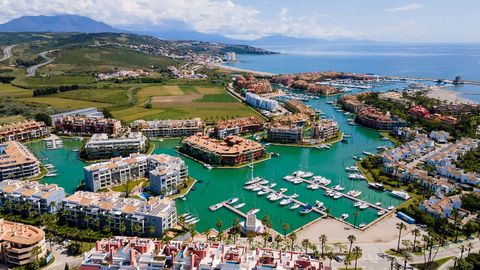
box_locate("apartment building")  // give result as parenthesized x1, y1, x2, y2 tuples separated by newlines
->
(55, 116, 122, 136)
(0, 141, 40, 181)
(84, 154, 187, 192)
(62, 192, 176, 236)
(0, 180, 65, 214)
(284, 99, 316, 118)
(419, 194, 462, 219)
(213, 117, 264, 139)
(382, 135, 434, 163)
(356, 107, 405, 130)
(0, 219, 47, 266)
(83, 132, 148, 159)
(49, 108, 104, 126)
(267, 124, 303, 144)
(0, 120, 49, 142)
(130, 118, 203, 138)
(149, 156, 188, 196)
(245, 92, 278, 112)
(311, 119, 339, 141)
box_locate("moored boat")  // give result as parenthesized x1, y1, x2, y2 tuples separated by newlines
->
(290, 203, 301, 210)
(234, 203, 245, 209)
(341, 214, 349, 220)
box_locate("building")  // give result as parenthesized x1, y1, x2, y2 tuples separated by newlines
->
(311, 119, 339, 141)
(235, 75, 272, 94)
(130, 119, 203, 138)
(338, 94, 366, 113)
(63, 192, 176, 236)
(272, 113, 310, 127)
(224, 52, 236, 62)
(149, 156, 188, 196)
(356, 107, 405, 130)
(49, 108, 104, 126)
(284, 99, 316, 118)
(0, 141, 40, 181)
(213, 117, 264, 139)
(84, 154, 187, 192)
(0, 120, 49, 142)
(0, 180, 65, 214)
(179, 134, 265, 166)
(267, 124, 303, 144)
(409, 105, 430, 118)
(419, 194, 462, 219)
(55, 116, 122, 136)
(83, 132, 148, 160)
(245, 92, 278, 112)
(382, 135, 434, 163)
(0, 219, 47, 266)
(429, 130, 449, 143)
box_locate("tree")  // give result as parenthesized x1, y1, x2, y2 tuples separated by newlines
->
(387, 256, 397, 270)
(35, 113, 52, 126)
(467, 242, 473, 256)
(119, 222, 127, 235)
(246, 232, 255, 248)
(64, 263, 69, 270)
(261, 215, 272, 229)
(400, 250, 412, 269)
(262, 231, 270, 248)
(148, 225, 156, 237)
(274, 234, 283, 250)
(347, 235, 356, 262)
(216, 220, 223, 234)
(411, 228, 420, 253)
(281, 223, 290, 239)
(205, 228, 212, 243)
(288, 232, 297, 250)
(352, 246, 362, 270)
(396, 222, 407, 253)
(353, 210, 359, 228)
(319, 234, 327, 257)
(301, 238, 310, 254)
(327, 250, 334, 268)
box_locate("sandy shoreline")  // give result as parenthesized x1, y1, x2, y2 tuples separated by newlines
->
(427, 86, 476, 104)
(215, 63, 276, 76)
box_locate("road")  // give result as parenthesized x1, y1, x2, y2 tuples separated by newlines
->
(0, 44, 16, 62)
(44, 243, 83, 270)
(26, 50, 56, 76)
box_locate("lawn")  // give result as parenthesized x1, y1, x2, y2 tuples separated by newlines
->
(53, 88, 129, 104)
(136, 85, 184, 104)
(0, 83, 32, 97)
(22, 97, 113, 109)
(412, 256, 453, 270)
(0, 115, 26, 124)
(193, 93, 238, 103)
(13, 74, 95, 88)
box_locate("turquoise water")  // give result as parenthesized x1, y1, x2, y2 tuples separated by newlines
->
(27, 95, 402, 233)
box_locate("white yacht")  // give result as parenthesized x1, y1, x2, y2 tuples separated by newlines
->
(204, 164, 213, 170)
(227, 197, 239, 204)
(280, 198, 292, 205)
(252, 186, 263, 192)
(290, 193, 299, 198)
(375, 202, 382, 206)
(248, 208, 260, 215)
(354, 201, 363, 207)
(234, 203, 245, 209)
(359, 203, 369, 209)
(333, 192, 343, 199)
(345, 166, 360, 172)
(315, 200, 324, 208)
(333, 185, 345, 191)
(258, 189, 269, 195)
(390, 190, 411, 200)
(359, 222, 366, 228)
(269, 194, 282, 201)
(341, 214, 349, 220)
(279, 188, 288, 193)
(348, 173, 366, 180)
(290, 203, 301, 210)
(302, 172, 314, 178)
(377, 210, 386, 216)
(388, 205, 395, 211)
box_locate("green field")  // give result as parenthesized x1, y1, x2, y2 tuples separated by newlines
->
(13, 75, 95, 88)
(53, 88, 129, 104)
(22, 97, 112, 110)
(0, 84, 33, 97)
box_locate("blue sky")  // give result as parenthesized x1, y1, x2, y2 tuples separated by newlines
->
(0, 0, 479, 42)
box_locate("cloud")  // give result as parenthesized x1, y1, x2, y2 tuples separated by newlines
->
(384, 3, 423, 12)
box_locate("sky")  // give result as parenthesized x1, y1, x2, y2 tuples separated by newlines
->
(0, 0, 479, 42)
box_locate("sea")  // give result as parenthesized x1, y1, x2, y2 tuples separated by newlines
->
(224, 43, 480, 103)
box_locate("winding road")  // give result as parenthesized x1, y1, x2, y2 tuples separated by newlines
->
(0, 44, 16, 62)
(26, 50, 56, 76)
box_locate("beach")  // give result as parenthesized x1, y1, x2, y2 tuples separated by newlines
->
(427, 86, 476, 105)
(215, 63, 276, 77)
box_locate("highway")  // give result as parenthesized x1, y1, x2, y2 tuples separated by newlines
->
(0, 44, 16, 62)
(26, 50, 56, 76)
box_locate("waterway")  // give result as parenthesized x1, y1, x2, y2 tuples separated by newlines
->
(27, 87, 404, 234)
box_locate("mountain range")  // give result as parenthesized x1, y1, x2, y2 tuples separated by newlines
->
(0, 14, 375, 46)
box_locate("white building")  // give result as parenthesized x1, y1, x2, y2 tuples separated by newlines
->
(429, 130, 449, 143)
(224, 52, 236, 62)
(84, 132, 148, 159)
(0, 141, 40, 181)
(149, 156, 188, 196)
(130, 119, 203, 138)
(245, 92, 278, 112)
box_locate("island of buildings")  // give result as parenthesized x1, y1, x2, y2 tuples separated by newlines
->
(81, 132, 148, 160)
(213, 116, 264, 139)
(130, 118, 204, 138)
(55, 116, 122, 136)
(0, 140, 40, 181)
(0, 120, 49, 142)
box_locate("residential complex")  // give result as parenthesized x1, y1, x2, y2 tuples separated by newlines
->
(267, 124, 303, 144)
(235, 75, 272, 94)
(356, 107, 405, 130)
(130, 118, 204, 138)
(0, 141, 40, 181)
(83, 132, 148, 160)
(245, 92, 278, 112)
(267, 118, 339, 145)
(84, 154, 187, 193)
(419, 194, 462, 219)
(49, 107, 104, 125)
(80, 239, 327, 270)
(272, 113, 310, 127)
(63, 192, 177, 236)
(0, 180, 65, 214)
(284, 99, 316, 118)
(213, 117, 264, 139)
(311, 119, 339, 141)
(0, 120, 49, 142)
(0, 219, 47, 266)
(179, 134, 266, 166)
(55, 116, 122, 136)
(409, 105, 459, 125)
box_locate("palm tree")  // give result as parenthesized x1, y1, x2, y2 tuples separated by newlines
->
(353, 210, 359, 228)
(327, 251, 334, 268)
(352, 246, 362, 270)
(274, 234, 283, 249)
(216, 220, 223, 233)
(205, 228, 212, 243)
(246, 232, 255, 249)
(459, 244, 465, 260)
(288, 232, 297, 250)
(347, 235, 356, 261)
(400, 250, 413, 270)
(262, 232, 270, 248)
(31, 245, 42, 263)
(411, 228, 420, 253)
(148, 226, 156, 237)
(319, 234, 327, 257)
(132, 223, 142, 236)
(396, 222, 407, 253)
(301, 239, 310, 254)
(119, 221, 127, 236)
(281, 223, 290, 239)
(387, 256, 397, 270)
(467, 242, 473, 256)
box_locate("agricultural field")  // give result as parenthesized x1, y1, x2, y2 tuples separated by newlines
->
(0, 84, 33, 97)
(52, 88, 130, 104)
(0, 115, 27, 125)
(22, 97, 112, 110)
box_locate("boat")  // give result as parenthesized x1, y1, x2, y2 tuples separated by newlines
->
(279, 188, 288, 193)
(252, 186, 263, 192)
(302, 172, 314, 178)
(345, 166, 359, 172)
(72, 149, 79, 152)
(359, 222, 366, 228)
(347, 190, 362, 197)
(246, 177, 263, 185)
(359, 203, 369, 209)
(354, 201, 363, 207)
(323, 144, 331, 149)
(292, 178, 303, 184)
(209, 203, 223, 211)
(204, 164, 213, 170)
(333, 185, 345, 191)
(307, 184, 320, 190)
(269, 194, 282, 201)
(375, 202, 382, 206)
(344, 134, 352, 138)
(248, 208, 260, 215)
(258, 180, 269, 185)
(353, 156, 362, 161)
(300, 205, 313, 214)
(244, 184, 257, 190)
(280, 198, 292, 205)
(258, 189, 269, 195)
(341, 214, 349, 220)
(268, 183, 277, 188)
(377, 210, 386, 216)
(324, 189, 333, 196)
(363, 151, 373, 156)
(185, 217, 197, 223)
(45, 173, 57, 177)
(315, 200, 324, 208)
(333, 192, 343, 199)
(292, 171, 306, 177)
(189, 218, 200, 225)
(234, 203, 245, 209)
(227, 197, 239, 204)
(290, 193, 299, 198)
(290, 203, 301, 210)
(390, 190, 411, 200)
(180, 196, 186, 201)
(284, 175, 295, 181)
(348, 173, 366, 180)
(387, 205, 395, 211)
(368, 182, 385, 191)
(271, 152, 280, 157)
(320, 179, 331, 186)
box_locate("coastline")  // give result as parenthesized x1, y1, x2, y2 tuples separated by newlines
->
(427, 85, 477, 105)
(215, 63, 276, 77)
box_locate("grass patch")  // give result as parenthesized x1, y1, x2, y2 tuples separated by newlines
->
(411, 256, 453, 270)
(194, 93, 237, 103)
(13, 75, 94, 88)
(0, 83, 33, 97)
(169, 177, 196, 199)
(0, 115, 26, 124)
(380, 131, 402, 147)
(22, 97, 112, 109)
(179, 85, 199, 94)
(53, 88, 129, 104)
(110, 178, 148, 193)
